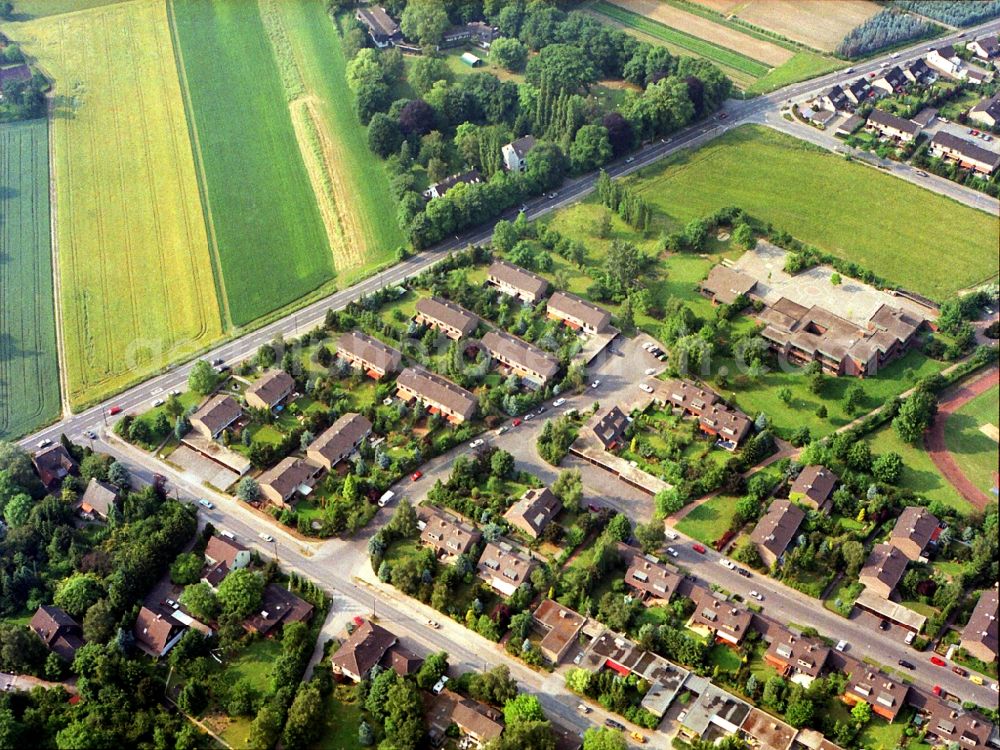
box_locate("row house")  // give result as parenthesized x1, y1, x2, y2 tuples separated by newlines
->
(306, 412, 372, 471)
(419, 508, 482, 562)
(414, 296, 479, 339)
(750, 499, 805, 568)
(476, 540, 536, 597)
(960, 587, 998, 664)
(245, 368, 295, 411)
(336, 331, 402, 378)
(546, 291, 612, 334)
(929, 131, 1000, 175)
(859, 543, 909, 599)
(258, 457, 321, 509)
(503, 486, 562, 539)
(788, 465, 838, 511)
(480, 329, 560, 386)
(888, 506, 940, 561)
(190, 394, 242, 440)
(395, 366, 477, 424)
(866, 108, 920, 143)
(486, 258, 549, 304)
(651, 378, 752, 448)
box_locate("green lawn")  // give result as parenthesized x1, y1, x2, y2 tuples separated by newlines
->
(707, 643, 743, 672)
(625, 126, 1000, 301)
(943, 384, 999, 498)
(10, 0, 128, 18)
(676, 494, 739, 545)
(858, 708, 913, 750)
(314, 684, 364, 750)
(824, 578, 862, 617)
(865, 425, 970, 515)
(0, 119, 60, 439)
(747, 52, 842, 94)
(170, 0, 334, 326)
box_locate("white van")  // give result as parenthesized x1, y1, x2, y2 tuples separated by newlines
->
(378, 490, 395, 508)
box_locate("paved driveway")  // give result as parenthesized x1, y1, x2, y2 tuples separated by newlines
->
(170, 446, 240, 491)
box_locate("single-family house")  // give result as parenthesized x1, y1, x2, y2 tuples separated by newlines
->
(814, 84, 848, 112)
(243, 584, 314, 636)
(843, 78, 871, 106)
(305, 412, 372, 471)
(258, 457, 321, 509)
(872, 65, 908, 95)
(133, 606, 185, 657)
(700, 265, 757, 305)
(904, 58, 935, 84)
(750, 499, 806, 568)
(331, 620, 398, 682)
(546, 291, 612, 334)
(336, 331, 402, 378)
(503, 487, 562, 539)
(189, 394, 243, 439)
(789, 465, 838, 511)
(960, 587, 998, 664)
(75, 477, 119, 522)
(501, 135, 537, 173)
(32, 444, 77, 490)
(968, 34, 999, 61)
(859, 543, 909, 599)
(970, 91, 1000, 127)
(689, 589, 753, 646)
(355, 6, 401, 48)
(426, 689, 504, 747)
(866, 108, 920, 142)
(476, 541, 536, 597)
(532, 599, 586, 663)
(440, 21, 498, 49)
(927, 45, 963, 78)
(480, 329, 560, 386)
(30, 605, 84, 662)
(423, 169, 482, 200)
(763, 628, 829, 687)
(245, 369, 295, 411)
(592, 405, 629, 450)
(889, 506, 940, 561)
(0, 63, 30, 88)
(929, 131, 1000, 175)
(395, 367, 477, 423)
(842, 659, 909, 722)
(621, 546, 680, 606)
(486, 259, 549, 304)
(677, 682, 752, 741)
(203, 534, 251, 588)
(415, 296, 479, 339)
(419, 508, 482, 561)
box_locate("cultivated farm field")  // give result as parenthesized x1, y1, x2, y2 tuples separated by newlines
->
(10, 0, 223, 408)
(0, 119, 60, 439)
(625, 126, 1000, 300)
(170, 0, 334, 327)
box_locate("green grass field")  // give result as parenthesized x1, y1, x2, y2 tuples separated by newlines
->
(676, 494, 740, 545)
(12, 0, 224, 407)
(170, 0, 334, 326)
(9, 0, 128, 19)
(943, 384, 999, 498)
(747, 52, 842, 94)
(626, 126, 1000, 300)
(592, 1, 770, 78)
(0, 119, 60, 439)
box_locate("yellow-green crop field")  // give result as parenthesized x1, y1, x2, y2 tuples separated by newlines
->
(13, 0, 223, 407)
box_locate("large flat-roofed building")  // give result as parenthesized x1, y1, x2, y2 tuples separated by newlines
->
(750, 499, 805, 568)
(960, 587, 998, 664)
(190, 395, 243, 439)
(477, 541, 536, 597)
(481, 329, 560, 386)
(532, 599, 586, 663)
(546, 291, 612, 334)
(740, 708, 797, 750)
(866, 108, 920, 142)
(355, 6, 400, 47)
(415, 296, 479, 339)
(245, 369, 295, 411)
(678, 681, 752, 741)
(419, 508, 482, 561)
(503, 487, 562, 539)
(336, 331, 402, 378)
(621, 545, 680, 606)
(395, 367, 477, 424)
(842, 658, 908, 722)
(889, 506, 940, 561)
(486, 259, 549, 304)
(258, 457, 321, 509)
(789, 465, 838, 510)
(689, 589, 753, 646)
(764, 628, 829, 687)
(700, 265, 757, 305)
(306, 412, 372, 471)
(859, 543, 909, 599)
(929, 132, 1000, 175)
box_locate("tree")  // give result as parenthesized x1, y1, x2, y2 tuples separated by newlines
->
(602, 111, 634, 157)
(216, 569, 264, 620)
(416, 651, 449, 689)
(606, 239, 643, 294)
(893, 390, 937, 443)
(732, 538, 763, 569)
(525, 43, 597, 92)
(570, 124, 612, 173)
(237, 476, 260, 504)
(400, 0, 449, 49)
(107, 460, 130, 488)
(491, 449, 515, 478)
(634, 520, 664, 554)
(346, 48, 385, 92)
(410, 55, 451, 95)
(388, 498, 418, 539)
(365, 668, 399, 720)
(851, 701, 871, 725)
(283, 682, 324, 750)
(872, 451, 903, 484)
(583, 727, 628, 750)
(171, 552, 205, 586)
(180, 583, 219, 622)
(786, 698, 815, 728)
(358, 721, 375, 747)
(732, 222, 755, 250)
(3, 493, 32, 527)
(655, 487, 685, 516)
(490, 37, 529, 71)
(178, 680, 209, 715)
(841, 540, 865, 576)
(54, 574, 105, 618)
(0, 441, 37, 489)
(605, 513, 632, 543)
(368, 112, 403, 158)
(470, 665, 519, 706)
(355, 81, 391, 125)
(844, 382, 865, 415)
(552, 469, 582, 512)
(227, 678, 259, 716)
(82, 599, 117, 644)
(503, 693, 545, 726)
(188, 359, 220, 396)
(384, 677, 425, 750)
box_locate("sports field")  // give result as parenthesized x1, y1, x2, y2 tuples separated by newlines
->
(944, 384, 1000, 498)
(13, 0, 223, 408)
(0, 119, 60, 439)
(626, 126, 1000, 300)
(170, 0, 334, 327)
(260, 0, 403, 283)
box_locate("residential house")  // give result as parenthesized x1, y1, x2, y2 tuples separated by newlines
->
(835, 114, 866, 136)
(872, 65, 908, 95)
(842, 659, 909, 722)
(546, 291, 612, 334)
(904, 58, 935, 84)
(750, 499, 806, 568)
(532, 599, 586, 663)
(501, 135, 537, 173)
(970, 91, 1000, 127)
(889, 506, 940, 561)
(395, 367, 477, 424)
(74, 477, 119, 522)
(910, 107, 938, 128)
(486, 259, 549, 304)
(965, 64, 993, 85)
(419, 508, 482, 561)
(32, 444, 77, 490)
(927, 45, 963, 78)
(652, 378, 752, 448)
(383, 644, 423, 677)
(804, 107, 836, 127)
(423, 168, 482, 200)
(700, 265, 757, 305)
(911, 691, 994, 750)
(503, 486, 562, 539)
(30, 605, 84, 662)
(621, 546, 680, 605)
(426, 689, 504, 747)
(929, 131, 1000, 175)
(336, 331, 402, 378)
(697, 403, 752, 449)
(859, 543, 909, 599)
(960, 587, 998, 663)
(480, 329, 560, 386)
(814, 84, 848, 112)
(305, 412, 372, 471)
(203, 533, 251, 588)
(763, 629, 829, 687)
(245, 369, 295, 411)
(258, 457, 321, 509)
(788, 465, 838, 511)
(689, 589, 753, 646)
(678, 681, 752, 741)
(331, 620, 398, 682)
(244, 584, 314, 636)
(968, 34, 999, 62)
(866, 108, 920, 142)
(133, 606, 185, 657)
(189, 394, 242, 439)
(592, 405, 629, 450)
(843, 78, 871, 106)
(740, 708, 797, 750)
(440, 21, 498, 49)
(355, 6, 400, 47)
(415, 296, 479, 339)
(476, 541, 536, 597)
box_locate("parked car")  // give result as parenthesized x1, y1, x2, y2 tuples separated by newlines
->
(879, 620, 890, 631)
(898, 660, 915, 670)
(469, 439, 485, 449)
(152, 398, 164, 408)
(631, 732, 647, 744)
(591, 380, 601, 388)
(932, 685, 942, 696)
(904, 631, 915, 645)
(952, 666, 968, 677)
(378, 490, 395, 508)
(524, 412, 534, 421)
(536, 405, 546, 414)
(930, 656, 946, 667)
(737, 568, 752, 578)
(259, 533, 274, 543)
(512, 418, 522, 427)
(640, 383, 654, 393)
(666, 547, 679, 557)
(625, 156, 635, 164)
(604, 719, 625, 731)
(644, 368, 657, 375)
(553, 398, 566, 408)
(497, 425, 510, 435)
(410, 471, 423, 482)
(432, 676, 449, 695)
(577, 704, 591, 714)
(36, 438, 52, 449)
(198, 499, 214, 510)
(835, 640, 848, 652)
(665, 530, 678, 540)
(692, 543, 706, 554)
(720, 559, 735, 569)
(749, 591, 764, 601)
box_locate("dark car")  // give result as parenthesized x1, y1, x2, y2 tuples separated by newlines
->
(604, 719, 626, 731)
(211, 357, 224, 366)
(737, 568, 752, 578)
(898, 660, 915, 670)
(879, 620, 890, 631)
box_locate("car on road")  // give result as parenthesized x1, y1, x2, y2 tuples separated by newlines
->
(259, 533, 274, 543)
(378, 490, 395, 507)
(915, 170, 928, 177)
(152, 398, 164, 408)
(720, 559, 735, 569)
(170, 389, 181, 397)
(835, 640, 848, 652)
(553, 398, 566, 408)
(109, 406, 122, 416)
(932, 685, 942, 696)
(211, 358, 224, 366)
(36, 438, 52, 449)
(952, 666, 968, 677)
(666, 547, 679, 557)
(497, 425, 510, 435)
(84, 430, 97, 439)
(717, 113, 728, 120)
(198, 499, 214, 510)
(577, 703, 590, 713)
(737, 568, 752, 578)
(970, 674, 984, 685)
(604, 719, 626, 731)
(898, 660, 915, 670)
(428, 619, 441, 629)
(215, 364, 231, 373)
(930, 656, 946, 667)
(469, 439, 485, 449)
(625, 156, 635, 163)
(591, 380, 601, 388)
(644, 368, 657, 375)
(631, 732, 647, 744)
(536, 405, 546, 414)
(524, 412, 534, 421)
(749, 590, 764, 601)
(512, 418, 522, 427)
(410, 471, 423, 482)
(692, 543, 706, 554)
(640, 383, 654, 393)
(879, 620, 890, 631)
(845, 67, 855, 73)
(904, 631, 915, 645)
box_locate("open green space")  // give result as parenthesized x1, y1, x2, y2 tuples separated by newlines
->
(10, 0, 128, 18)
(0, 119, 60, 439)
(170, 0, 333, 326)
(865, 425, 970, 514)
(676, 493, 740, 545)
(314, 684, 364, 750)
(625, 126, 1000, 300)
(747, 52, 842, 94)
(707, 643, 743, 672)
(943, 384, 999, 498)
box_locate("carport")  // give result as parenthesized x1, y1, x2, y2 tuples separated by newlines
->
(854, 589, 927, 633)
